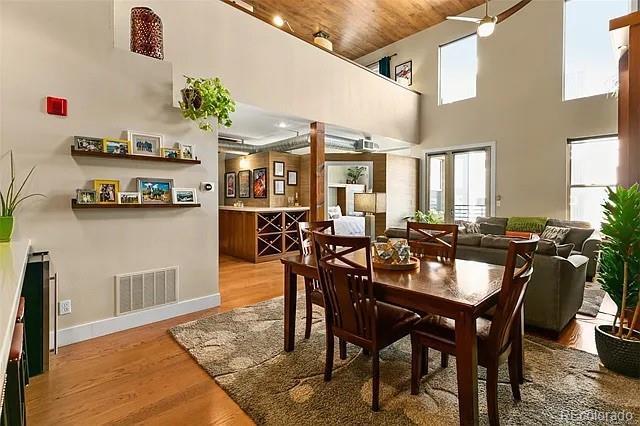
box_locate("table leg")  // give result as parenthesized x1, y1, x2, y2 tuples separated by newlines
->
(284, 264, 298, 352)
(511, 306, 525, 384)
(455, 312, 479, 426)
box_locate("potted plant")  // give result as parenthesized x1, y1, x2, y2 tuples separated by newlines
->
(0, 151, 44, 242)
(403, 210, 444, 224)
(179, 76, 236, 132)
(595, 185, 640, 378)
(346, 166, 366, 184)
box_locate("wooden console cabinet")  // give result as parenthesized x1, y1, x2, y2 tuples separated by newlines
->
(219, 206, 309, 263)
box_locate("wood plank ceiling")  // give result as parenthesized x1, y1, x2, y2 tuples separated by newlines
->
(241, 0, 486, 59)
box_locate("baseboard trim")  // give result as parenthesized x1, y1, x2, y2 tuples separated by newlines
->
(51, 293, 221, 347)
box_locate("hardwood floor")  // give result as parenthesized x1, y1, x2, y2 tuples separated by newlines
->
(26, 255, 610, 425)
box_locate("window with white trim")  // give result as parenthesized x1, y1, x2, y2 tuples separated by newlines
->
(438, 34, 477, 105)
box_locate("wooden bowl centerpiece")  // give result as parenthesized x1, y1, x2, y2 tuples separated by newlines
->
(372, 239, 419, 271)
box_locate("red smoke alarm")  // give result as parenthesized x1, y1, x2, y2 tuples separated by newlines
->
(46, 96, 68, 116)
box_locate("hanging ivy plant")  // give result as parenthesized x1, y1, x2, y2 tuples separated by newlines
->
(179, 76, 236, 132)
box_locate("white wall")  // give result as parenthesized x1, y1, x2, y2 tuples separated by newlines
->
(1, 0, 219, 332)
(113, 0, 421, 144)
(358, 0, 618, 219)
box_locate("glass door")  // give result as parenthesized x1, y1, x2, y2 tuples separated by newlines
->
(427, 147, 491, 223)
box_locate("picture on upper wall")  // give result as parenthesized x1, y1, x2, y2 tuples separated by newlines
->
(161, 147, 180, 159)
(225, 172, 236, 198)
(74, 136, 103, 152)
(117, 192, 141, 205)
(273, 161, 285, 177)
(238, 170, 251, 198)
(172, 188, 198, 204)
(253, 167, 267, 198)
(274, 179, 285, 195)
(128, 131, 163, 157)
(103, 138, 131, 155)
(287, 170, 297, 186)
(395, 60, 412, 87)
(180, 143, 195, 160)
(93, 179, 120, 204)
(137, 177, 174, 204)
(76, 189, 97, 204)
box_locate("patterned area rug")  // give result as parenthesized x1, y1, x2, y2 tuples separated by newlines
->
(170, 297, 639, 425)
(578, 281, 607, 317)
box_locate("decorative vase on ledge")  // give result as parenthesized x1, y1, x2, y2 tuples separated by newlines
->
(0, 216, 14, 242)
(130, 7, 164, 60)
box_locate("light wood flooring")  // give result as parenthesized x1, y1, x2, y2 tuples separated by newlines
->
(25, 255, 615, 425)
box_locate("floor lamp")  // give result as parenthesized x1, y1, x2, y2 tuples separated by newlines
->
(354, 192, 386, 240)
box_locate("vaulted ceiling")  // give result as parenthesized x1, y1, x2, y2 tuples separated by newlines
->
(237, 0, 486, 59)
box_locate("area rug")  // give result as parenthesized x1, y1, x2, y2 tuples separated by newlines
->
(579, 281, 607, 317)
(170, 297, 639, 425)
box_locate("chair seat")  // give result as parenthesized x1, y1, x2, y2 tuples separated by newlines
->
(377, 302, 420, 347)
(413, 315, 493, 352)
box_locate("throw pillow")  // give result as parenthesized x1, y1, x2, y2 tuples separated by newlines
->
(556, 243, 575, 258)
(540, 226, 571, 244)
(457, 221, 480, 234)
(535, 239, 558, 256)
(327, 205, 342, 219)
(564, 227, 594, 250)
(479, 222, 505, 235)
(506, 217, 548, 233)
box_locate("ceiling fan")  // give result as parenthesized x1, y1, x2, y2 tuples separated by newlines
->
(446, 0, 532, 38)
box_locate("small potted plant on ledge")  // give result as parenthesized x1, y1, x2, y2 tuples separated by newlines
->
(595, 184, 640, 378)
(179, 75, 236, 132)
(346, 166, 366, 184)
(0, 151, 44, 242)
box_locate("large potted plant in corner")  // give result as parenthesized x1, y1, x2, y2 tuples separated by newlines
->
(0, 151, 44, 242)
(595, 185, 640, 378)
(179, 76, 235, 132)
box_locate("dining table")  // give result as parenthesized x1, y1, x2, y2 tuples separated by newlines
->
(281, 252, 525, 426)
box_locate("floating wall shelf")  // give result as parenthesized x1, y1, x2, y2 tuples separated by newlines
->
(70, 147, 201, 164)
(71, 199, 200, 209)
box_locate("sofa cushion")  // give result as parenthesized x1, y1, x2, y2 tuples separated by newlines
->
(557, 243, 575, 258)
(540, 225, 571, 244)
(546, 218, 591, 229)
(481, 235, 518, 250)
(442, 233, 482, 247)
(564, 227, 595, 250)
(479, 222, 506, 235)
(535, 239, 558, 256)
(506, 216, 548, 233)
(476, 217, 509, 227)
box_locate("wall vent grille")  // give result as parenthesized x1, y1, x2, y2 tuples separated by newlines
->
(115, 266, 179, 316)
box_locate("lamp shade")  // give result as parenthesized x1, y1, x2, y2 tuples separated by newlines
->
(354, 192, 386, 214)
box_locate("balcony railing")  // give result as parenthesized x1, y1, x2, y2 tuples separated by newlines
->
(454, 204, 486, 222)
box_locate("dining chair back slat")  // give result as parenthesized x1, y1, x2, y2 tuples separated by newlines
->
(298, 221, 335, 256)
(407, 222, 459, 262)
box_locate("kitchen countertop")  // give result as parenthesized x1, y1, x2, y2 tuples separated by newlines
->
(0, 240, 31, 409)
(219, 206, 310, 213)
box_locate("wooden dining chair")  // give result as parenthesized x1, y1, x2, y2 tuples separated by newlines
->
(312, 232, 420, 411)
(406, 222, 459, 262)
(410, 238, 538, 426)
(298, 221, 335, 340)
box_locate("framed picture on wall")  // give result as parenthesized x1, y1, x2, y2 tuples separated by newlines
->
(128, 131, 163, 156)
(273, 161, 285, 177)
(238, 170, 251, 198)
(395, 60, 412, 87)
(274, 179, 285, 195)
(287, 170, 297, 186)
(253, 167, 268, 198)
(225, 172, 236, 198)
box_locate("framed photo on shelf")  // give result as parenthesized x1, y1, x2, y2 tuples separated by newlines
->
(287, 170, 297, 186)
(117, 192, 141, 205)
(74, 136, 103, 152)
(273, 161, 285, 177)
(395, 60, 412, 87)
(274, 179, 285, 195)
(238, 170, 251, 198)
(76, 189, 97, 204)
(180, 143, 195, 160)
(172, 188, 198, 204)
(137, 177, 174, 204)
(103, 138, 131, 155)
(225, 172, 236, 198)
(128, 131, 163, 157)
(253, 167, 267, 198)
(161, 147, 180, 159)
(93, 179, 120, 204)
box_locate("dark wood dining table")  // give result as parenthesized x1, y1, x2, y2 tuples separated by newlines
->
(281, 252, 524, 426)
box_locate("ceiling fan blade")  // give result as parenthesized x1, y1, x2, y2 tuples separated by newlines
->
(496, 0, 533, 24)
(446, 16, 482, 23)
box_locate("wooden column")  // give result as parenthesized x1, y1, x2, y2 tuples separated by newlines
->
(309, 122, 325, 221)
(611, 12, 640, 186)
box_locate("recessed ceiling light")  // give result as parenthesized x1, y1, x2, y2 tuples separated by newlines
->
(273, 15, 285, 27)
(277, 121, 288, 128)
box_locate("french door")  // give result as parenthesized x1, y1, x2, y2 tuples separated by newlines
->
(427, 147, 492, 223)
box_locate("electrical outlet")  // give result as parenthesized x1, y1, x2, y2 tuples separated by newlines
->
(59, 299, 72, 315)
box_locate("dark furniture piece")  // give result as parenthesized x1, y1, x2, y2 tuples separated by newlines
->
(281, 253, 511, 424)
(311, 232, 420, 411)
(22, 253, 51, 377)
(406, 222, 459, 262)
(297, 220, 335, 339)
(410, 238, 537, 426)
(3, 324, 27, 426)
